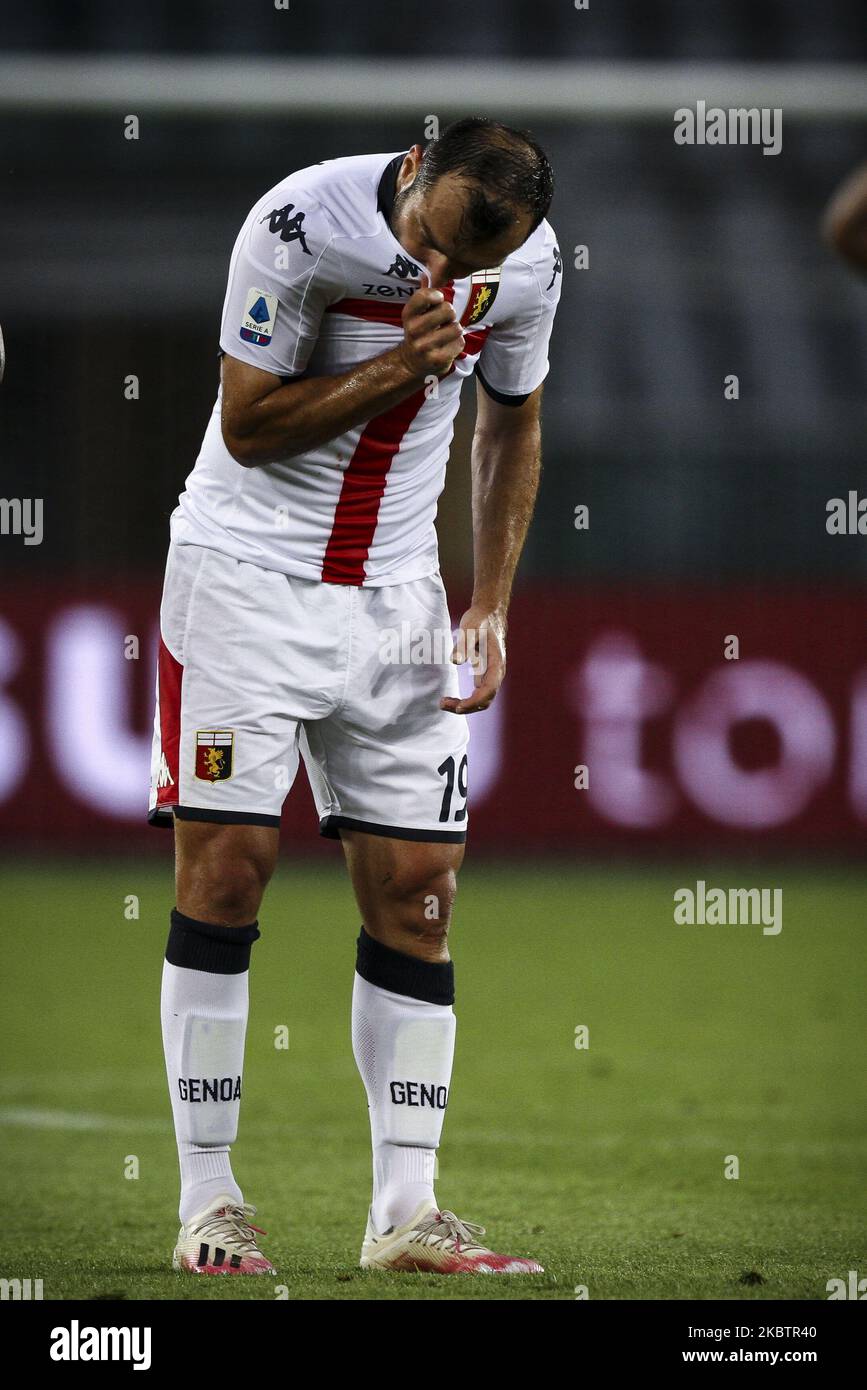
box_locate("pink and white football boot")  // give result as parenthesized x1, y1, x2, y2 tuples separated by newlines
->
(360, 1203, 544, 1274)
(172, 1194, 276, 1275)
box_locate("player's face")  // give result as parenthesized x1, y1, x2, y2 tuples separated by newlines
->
(393, 157, 535, 288)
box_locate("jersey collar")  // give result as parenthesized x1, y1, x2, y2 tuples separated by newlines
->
(376, 151, 406, 224)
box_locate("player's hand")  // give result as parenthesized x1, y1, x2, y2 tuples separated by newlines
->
(398, 276, 465, 379)
(440, 606, 506, 715)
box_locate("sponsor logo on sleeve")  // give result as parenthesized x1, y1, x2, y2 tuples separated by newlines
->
(240, 288, 278, 346)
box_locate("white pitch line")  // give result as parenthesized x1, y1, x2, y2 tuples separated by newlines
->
(0, 1071, 159, 1100)
(0, 1107, 166, 1133)
(0, 1106, 303, 1138)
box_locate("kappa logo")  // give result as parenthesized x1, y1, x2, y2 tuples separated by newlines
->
(383, 253, 421, 280)
(156, 752, 174, 789)
(546, 245, 562, 291)
(195, 730, 234, 782)
(460, 266, 502, 326)
(260, 202, 311, 253)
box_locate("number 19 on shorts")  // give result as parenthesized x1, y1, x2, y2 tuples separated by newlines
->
(438, 754, 468, 824)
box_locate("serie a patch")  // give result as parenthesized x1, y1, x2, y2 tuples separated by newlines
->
(195, 730, 234, 782)
(240, 287, 278, 345)
(461, 265, 502, 326)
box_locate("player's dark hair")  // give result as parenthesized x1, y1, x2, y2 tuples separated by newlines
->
(416, 117, 554, 237)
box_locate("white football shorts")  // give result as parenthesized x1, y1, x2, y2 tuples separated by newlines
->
(148, 541, 469, 843)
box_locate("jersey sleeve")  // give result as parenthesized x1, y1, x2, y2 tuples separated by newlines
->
(475, 224, 562, 404)
(219, 186, 343, 379)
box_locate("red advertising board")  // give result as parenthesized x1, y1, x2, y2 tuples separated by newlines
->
(1, 581, 865, 852)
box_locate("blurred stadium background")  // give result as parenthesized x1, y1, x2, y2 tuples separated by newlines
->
(1, 2, 866, 1301)
(2, 1, 867, 852)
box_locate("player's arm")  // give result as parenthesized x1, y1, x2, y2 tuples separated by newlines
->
(440, 381, 543, 716)
(221, 287, 463, 464)
(822, 163, 867, 272)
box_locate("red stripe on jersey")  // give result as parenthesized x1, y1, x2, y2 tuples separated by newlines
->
(156, 638, 183, 809)
(321, 284, 456, 585)
(438, 324, 492, 384)
(325, 297, 406, 325)
(321, 387, 428, 585)
(459, 325, 491, 358)
(326, 282, 456, 327)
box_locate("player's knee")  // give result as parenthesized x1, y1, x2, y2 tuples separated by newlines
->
(177, 825, 276, 926)
(381, 854, 459, 956)
(197, 856, 268, 925)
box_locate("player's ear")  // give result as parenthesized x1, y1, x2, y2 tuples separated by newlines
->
(399, 144, 425, 190)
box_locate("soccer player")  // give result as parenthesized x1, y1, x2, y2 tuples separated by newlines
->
(150, 117, 561, 1275)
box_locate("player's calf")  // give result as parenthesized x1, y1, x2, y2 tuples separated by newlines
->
(162, 819, 278, 1264)
(344, 832, 465, 1236)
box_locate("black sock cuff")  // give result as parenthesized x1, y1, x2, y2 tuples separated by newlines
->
(166, 908, 260, 974)
(355, 927, 455, 1006)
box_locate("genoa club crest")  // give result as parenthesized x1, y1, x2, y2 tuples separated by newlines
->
(460, 265, 502, 327)
(195, 730, 234, 782)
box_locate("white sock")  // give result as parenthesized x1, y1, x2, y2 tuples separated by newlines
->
(161, 911, 258, 1225)
(177, 1140, 239, 1224)
(352, 933, 456, 1234)
(372, 1142, 438, 1232)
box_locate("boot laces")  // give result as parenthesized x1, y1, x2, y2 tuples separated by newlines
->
(194, 1202, 266, 1255)
(417, 1209, 488, 1251)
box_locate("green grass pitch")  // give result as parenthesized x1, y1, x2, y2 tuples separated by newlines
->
(1, 856, 865, 1301)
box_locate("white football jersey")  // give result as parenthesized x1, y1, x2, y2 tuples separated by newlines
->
(172, 150, 562, 585)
